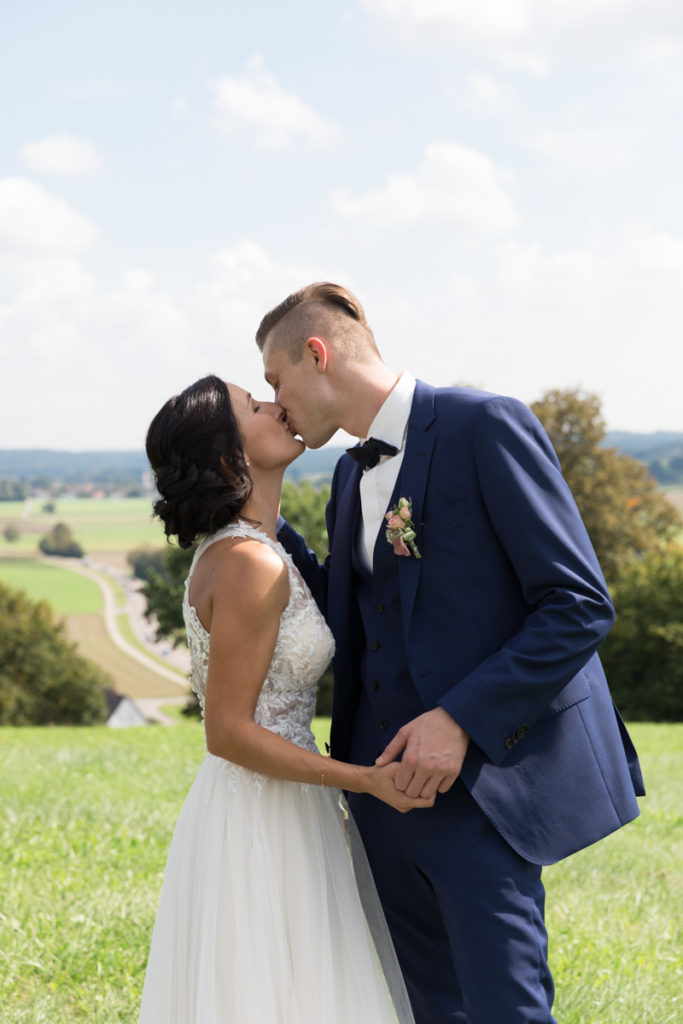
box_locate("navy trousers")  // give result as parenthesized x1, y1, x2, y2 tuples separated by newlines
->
(348, 766, 557, 1023)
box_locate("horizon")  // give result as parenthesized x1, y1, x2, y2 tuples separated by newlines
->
(3, 422, 683, 458)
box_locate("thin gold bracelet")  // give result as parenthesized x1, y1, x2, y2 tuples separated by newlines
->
(321, 769, 327, 788)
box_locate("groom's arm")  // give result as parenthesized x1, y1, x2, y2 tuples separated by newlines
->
(277, 462, 341, 615)
(379, 396, 615, 799)
(437, 397, 614, 757)
(277, 516, 329, 615)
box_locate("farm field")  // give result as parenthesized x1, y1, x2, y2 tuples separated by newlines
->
(0, 555, 186, 698)
(0, 722, 679, 1024)
(0, 497, 165, 556)
(0, 561, 187, 704)
(0, 497, 189, 699)
(0, 559, 103, 615)
(63, 614, 186, 698)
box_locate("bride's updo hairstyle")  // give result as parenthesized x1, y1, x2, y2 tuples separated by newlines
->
(146, 375, 252, 549)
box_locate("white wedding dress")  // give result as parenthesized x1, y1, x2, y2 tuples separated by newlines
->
(138, 522, 414, 1024)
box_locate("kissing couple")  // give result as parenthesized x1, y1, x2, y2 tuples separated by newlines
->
(138, 282, 644, 1024)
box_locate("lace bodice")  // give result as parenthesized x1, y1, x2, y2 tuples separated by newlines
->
(183, 522, 334, 772)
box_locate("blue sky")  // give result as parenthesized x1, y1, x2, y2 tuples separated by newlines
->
(1, 0, 682, 449)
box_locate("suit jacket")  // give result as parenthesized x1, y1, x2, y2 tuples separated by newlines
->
(280, 381, 644, 864)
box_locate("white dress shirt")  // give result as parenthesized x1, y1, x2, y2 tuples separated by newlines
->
(358, 372, 416, 571)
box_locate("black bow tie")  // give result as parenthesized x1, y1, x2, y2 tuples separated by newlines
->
(346, 437, 399, 471)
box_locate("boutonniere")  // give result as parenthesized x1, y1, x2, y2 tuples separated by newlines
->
(385, 497, 421, 559)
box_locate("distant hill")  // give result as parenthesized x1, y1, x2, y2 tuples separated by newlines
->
(0, 450, 148, 486)
(0, 447, 343, 487)
(604, 431, 683, 456)
(604, 432, 683, 485)
(285, 447, 346, 482)
(1, 432, 683, 487)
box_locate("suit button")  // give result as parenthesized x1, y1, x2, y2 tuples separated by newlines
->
(505, 737, 515, 750)
(379, 720, 389, 730)
(369, 640, 380, 651)
(369, 680, 380, 691)
(375, 602, 384, 613)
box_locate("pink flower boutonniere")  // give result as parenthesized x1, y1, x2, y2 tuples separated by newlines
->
(385, 497, 421, 559)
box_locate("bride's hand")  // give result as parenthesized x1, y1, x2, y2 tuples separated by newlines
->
(365, 762, 435, 813)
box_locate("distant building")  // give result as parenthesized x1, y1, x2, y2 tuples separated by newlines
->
(105, 689, 149, 728)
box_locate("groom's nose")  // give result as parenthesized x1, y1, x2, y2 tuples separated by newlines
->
(263, 401, 287, 421)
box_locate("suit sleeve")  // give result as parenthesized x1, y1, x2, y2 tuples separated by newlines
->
(438, 396, 615, 765)
(276, 464, 341, 616)
(277, 518, 329, 615)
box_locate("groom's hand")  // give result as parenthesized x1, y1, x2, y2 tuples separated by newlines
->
(375, 708, 469, 800)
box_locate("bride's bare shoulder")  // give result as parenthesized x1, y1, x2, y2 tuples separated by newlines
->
(198, 534, 288, 606)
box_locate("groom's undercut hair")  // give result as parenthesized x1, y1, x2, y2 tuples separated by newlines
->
(255, 282, 379, 363)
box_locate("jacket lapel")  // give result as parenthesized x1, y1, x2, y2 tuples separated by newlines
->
(328, 459, 362, 638)
(396, 380, 436, 636)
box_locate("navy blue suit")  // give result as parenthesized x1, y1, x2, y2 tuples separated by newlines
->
(280, 382, 644, 1022)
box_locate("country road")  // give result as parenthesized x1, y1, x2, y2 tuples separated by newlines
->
(45, 556, 191, 723)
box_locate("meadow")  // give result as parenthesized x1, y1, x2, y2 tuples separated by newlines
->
(0, 722, 680, 1024)
(0, 497, 165, 556)
(0, 559, 103, 615)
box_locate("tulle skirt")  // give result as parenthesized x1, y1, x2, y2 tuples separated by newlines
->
(138, 753, 413, 1023)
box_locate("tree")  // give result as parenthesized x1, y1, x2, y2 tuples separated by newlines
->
(599, 548, 683, 721)
(280, 480, 330, 561)
(0, 582, 109, 725)
(281, 480, 333, 713)
(3, 522, 21, 543)
(142, 544, 195, 645)
(127, 547, 168, 583)
(0, 479, 27, 501)
(531, 389, 681, 581)
(39, 522, 84, 558)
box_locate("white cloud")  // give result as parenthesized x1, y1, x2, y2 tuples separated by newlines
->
(333, 143, 519, 233)
(420, 220, 683, 431)
(495, 221, 683, 302)
(360, 0, 531, 40)
(214, 56, 339, 148)
(20, 135, 102, 177)
(0, 234, 344, 449)
(0, 177, 97, 254)
(359, 0, 683, 64)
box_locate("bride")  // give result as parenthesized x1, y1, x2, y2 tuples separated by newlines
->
(138, 374, 430, 1023)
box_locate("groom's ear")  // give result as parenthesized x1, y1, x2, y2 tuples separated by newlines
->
(305, 337, 329, 373)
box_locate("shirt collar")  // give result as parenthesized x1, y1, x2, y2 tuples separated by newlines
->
(362, 372, 416, 451)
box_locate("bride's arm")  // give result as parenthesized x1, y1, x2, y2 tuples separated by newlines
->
(202, 540, 433, 814)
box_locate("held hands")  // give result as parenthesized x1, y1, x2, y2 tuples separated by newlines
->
(366, 761, 436, 813)
(375, 708, 470, 801)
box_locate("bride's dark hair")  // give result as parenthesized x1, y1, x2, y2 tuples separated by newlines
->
(145, 375, 252, 548)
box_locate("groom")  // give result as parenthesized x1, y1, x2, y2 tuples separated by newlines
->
(257, 282, 644, 1024)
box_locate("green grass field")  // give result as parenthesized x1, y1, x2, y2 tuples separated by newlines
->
(0, 497, 165, 554)
(0, 722, 679, 1024)
(0, 559, 103, 615)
